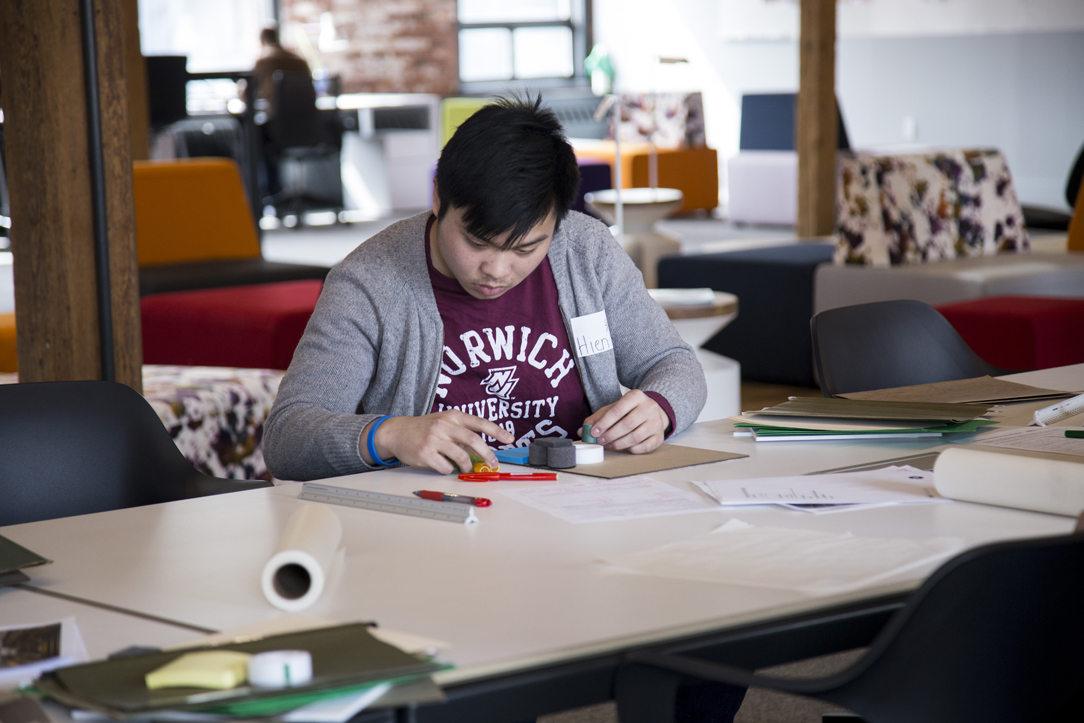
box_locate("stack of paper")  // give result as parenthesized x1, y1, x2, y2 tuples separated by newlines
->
(732, 397, 997, 442)
(32, 623, 448, 721)
(839, 376, 1077, 405)
(0, 618, 87, 689)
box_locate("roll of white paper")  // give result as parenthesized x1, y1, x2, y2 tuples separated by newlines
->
(248, 650, 314, 688)
(261, 504, 343, 612)
(574, 442, 605, 465)
(934, 447, 1084, 517)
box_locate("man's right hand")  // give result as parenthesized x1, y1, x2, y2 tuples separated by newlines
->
(362, 411, 513, 474)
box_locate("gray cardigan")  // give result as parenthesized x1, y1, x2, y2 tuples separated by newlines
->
(264, 210, 706, 481)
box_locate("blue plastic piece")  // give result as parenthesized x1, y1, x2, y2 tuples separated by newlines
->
(494, 447, 531, 465)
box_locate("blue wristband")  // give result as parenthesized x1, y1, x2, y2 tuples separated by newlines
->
(366, 415, 398, 466)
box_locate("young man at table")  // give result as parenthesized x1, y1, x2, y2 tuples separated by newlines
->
(263, 96, 707, 482)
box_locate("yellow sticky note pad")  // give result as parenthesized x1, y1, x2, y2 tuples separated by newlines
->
(145, 650, 253, 690)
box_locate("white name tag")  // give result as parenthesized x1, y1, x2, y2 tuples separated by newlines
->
(569, 310, 613, 358)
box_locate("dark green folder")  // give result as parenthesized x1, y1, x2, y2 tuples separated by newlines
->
(35, 623, 446, 718)
(0, 534, 51, 576)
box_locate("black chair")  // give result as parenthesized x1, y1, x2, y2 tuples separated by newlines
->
(263, 70, 344, 219)
(0, 381, 271, 527)
(1020, 142, 1083, 231)
(616, 532, 1084, 723)
(810, 300, 1007, 397)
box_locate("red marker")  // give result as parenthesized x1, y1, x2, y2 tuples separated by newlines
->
(414, 490, 492, 507)
(457, 472, 557, 482)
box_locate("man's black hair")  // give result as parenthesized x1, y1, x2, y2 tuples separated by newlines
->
(260, 27, 280, 45)
(435, 95, 581, 249)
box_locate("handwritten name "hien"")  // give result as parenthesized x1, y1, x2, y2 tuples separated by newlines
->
(576, 335, 612, 357)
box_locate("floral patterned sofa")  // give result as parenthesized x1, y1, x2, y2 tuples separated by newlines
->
(0, 366, 284, 481)
(815, 148, 1084, 313)
(658, 148, 1083, 386)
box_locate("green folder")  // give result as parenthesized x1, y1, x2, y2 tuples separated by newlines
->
(0, 534, 51, 576)
(736, 419, 997, 438)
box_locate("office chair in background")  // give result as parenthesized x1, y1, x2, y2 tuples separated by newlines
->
(810, 300, 1007, 397)
(616, 532, 1084, 723)
(0, 381, 271, 527)
(263, 70, 344, 221)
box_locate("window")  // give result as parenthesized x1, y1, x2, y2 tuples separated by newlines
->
(458, 0, 589, 88)
(138, 0, 275, 73)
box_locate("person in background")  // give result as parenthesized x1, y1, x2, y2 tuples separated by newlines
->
(252, 25, 311, 114)
(244, 25, 313, 208)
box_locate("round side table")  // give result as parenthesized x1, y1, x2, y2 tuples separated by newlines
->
(585, 188, 683, 289)
(649, 289, 741, 422)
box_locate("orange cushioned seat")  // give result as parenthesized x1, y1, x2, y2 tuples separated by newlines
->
(572, 141, 719, 214)
(134, 159, 329, 295)
(0, 313, 16, 373)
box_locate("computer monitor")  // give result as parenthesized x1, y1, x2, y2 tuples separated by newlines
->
(739, 93, 850, 152)
(145, 55, 188, 128)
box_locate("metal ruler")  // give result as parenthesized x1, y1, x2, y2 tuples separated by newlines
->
(299, 482, 478, 525)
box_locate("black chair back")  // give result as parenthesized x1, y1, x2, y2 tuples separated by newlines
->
(811, 299, 1005, 397)
(0, 381, 269, 526)
(822, 533, 1084, 723)
(268, 70, 322, 151)
(619, 533, 1084, 723)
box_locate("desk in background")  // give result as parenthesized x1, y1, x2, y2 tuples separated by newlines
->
(3, 364, 1081, 721)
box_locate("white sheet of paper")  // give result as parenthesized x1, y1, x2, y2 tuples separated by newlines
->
(568, 310, 613, 359)
(969, 425, 1084, 458)
(499, 477, 718, 523)
(693, 466, 946, 507)
(0, 616, 88, 689)
(283, 682, 393, 723)
(605, 519, 965, 596)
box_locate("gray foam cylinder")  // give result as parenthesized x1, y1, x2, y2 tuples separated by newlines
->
(547, 444, 577, 469)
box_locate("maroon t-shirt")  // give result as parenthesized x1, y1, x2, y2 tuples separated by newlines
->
(426, 217, 592, 448)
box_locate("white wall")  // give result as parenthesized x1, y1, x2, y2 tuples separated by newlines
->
(594, 0, 1084, 212)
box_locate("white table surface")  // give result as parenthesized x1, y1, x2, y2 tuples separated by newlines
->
(0, 588, 203, 660)
(3, 365, 1081, 687)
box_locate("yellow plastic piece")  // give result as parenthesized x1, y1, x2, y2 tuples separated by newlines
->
(468, 451, 498, 473)
(133, 158, 262, 267)
(439, 97, 492, 148)
(1068, 181, 1084, 252)
(145, 650, 253, 690)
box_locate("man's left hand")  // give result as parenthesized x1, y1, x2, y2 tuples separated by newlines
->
(584, 390, 669, 454)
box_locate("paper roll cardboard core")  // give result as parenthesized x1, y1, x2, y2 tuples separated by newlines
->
(261, 504, 342, 611)
(273, 563, 312, 600)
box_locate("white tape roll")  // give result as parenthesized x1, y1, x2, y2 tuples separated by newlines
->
(261, 504, 342, 612)
(247, 650, 314, 688)
(574, 442, 604, 464)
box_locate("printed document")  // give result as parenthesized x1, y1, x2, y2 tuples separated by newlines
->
(498, 477, 718, 523)
(692, 465, 946, 513)
(967, 425, 1084, 459)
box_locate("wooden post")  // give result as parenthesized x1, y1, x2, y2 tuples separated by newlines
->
(124, 0, 150, 162)
(0, 0, 143, 391)
(797, 0, 838, 238)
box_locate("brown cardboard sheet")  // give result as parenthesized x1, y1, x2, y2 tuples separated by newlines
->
(839, 376, 1076, 405)
(564, 443, 745, 479)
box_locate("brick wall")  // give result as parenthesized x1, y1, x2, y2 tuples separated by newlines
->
(279, 0, 458, 95)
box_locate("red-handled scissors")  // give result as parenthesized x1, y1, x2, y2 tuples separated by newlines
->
(457, 472, 558, 482)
